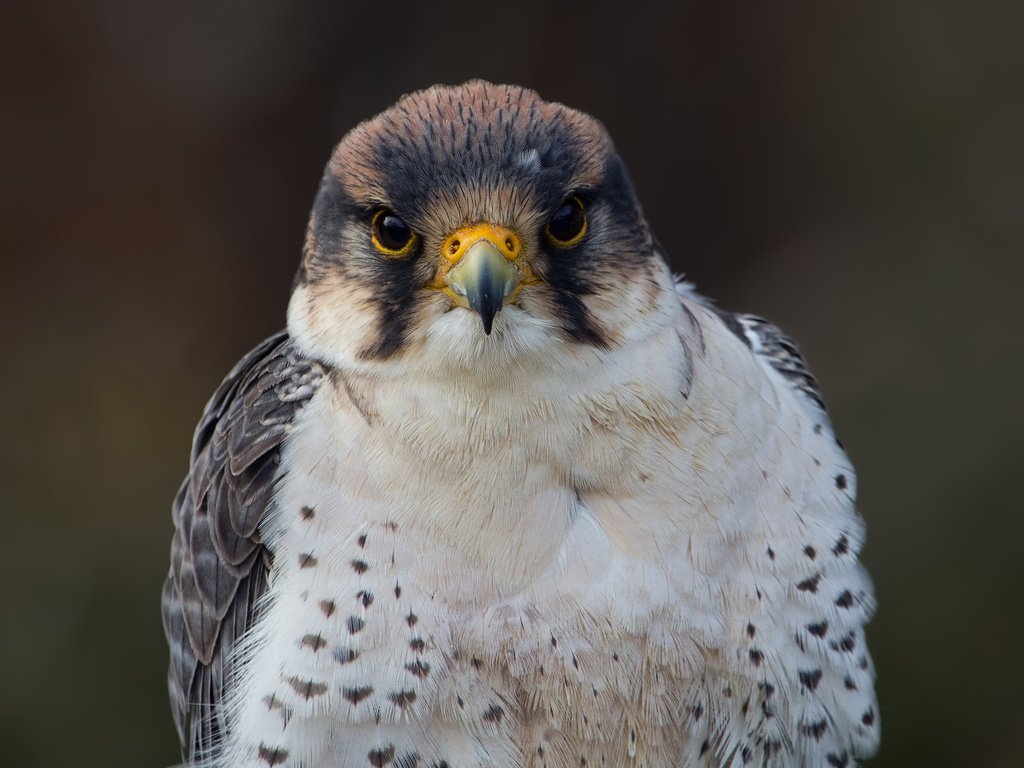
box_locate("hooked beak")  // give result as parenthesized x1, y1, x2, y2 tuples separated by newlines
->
(441, 223, 525, 335)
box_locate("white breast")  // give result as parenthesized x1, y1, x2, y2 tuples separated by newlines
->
(216, 298, 877, 768)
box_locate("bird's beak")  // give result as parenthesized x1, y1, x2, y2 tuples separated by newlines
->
(439, 223, 525, 335)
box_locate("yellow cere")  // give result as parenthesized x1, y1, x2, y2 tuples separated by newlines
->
(441, 222, 520, 264)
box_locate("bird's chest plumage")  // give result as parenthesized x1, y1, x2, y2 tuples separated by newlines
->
(221, 338, 876, 768)
(224, 372, 722, 767)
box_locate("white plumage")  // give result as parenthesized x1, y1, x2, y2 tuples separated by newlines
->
(163, 82, 878, 768)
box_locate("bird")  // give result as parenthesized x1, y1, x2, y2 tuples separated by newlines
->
(162, 81, 879, 768)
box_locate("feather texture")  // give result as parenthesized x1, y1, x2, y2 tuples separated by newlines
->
(161, 331, 323, 763)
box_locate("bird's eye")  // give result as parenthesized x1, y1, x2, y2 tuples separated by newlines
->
(371, 209, 417, 256)
(544, 196, 587, 247)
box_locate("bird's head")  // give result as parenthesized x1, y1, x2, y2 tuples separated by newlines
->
(288, 81, 679, 378)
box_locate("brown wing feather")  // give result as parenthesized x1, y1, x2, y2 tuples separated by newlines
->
(161, 331, 323, 763)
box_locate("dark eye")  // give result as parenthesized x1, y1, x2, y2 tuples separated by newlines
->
(545, 196, 587, 247)
(371, 209, 417, 256)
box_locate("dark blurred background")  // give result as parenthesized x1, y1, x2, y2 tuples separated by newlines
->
(2, 2, 1022, 766)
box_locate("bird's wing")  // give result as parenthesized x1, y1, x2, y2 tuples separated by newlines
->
(670, 278, 877, 756)
(706, 303, 826, 412)
(161, 331, 323, 763)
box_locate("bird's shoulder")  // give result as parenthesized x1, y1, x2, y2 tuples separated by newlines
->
(675, 280, 826, 412)
(161, 330, 324, 761)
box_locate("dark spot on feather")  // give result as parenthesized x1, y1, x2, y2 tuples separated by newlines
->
(692, 703, 703, 721)
(405, 659, 430, 678)
(830, 632, 857, 653)
(746, 623, 756, 638)
(288, 676, 327, 699)
(389, 689, 416, 708)
(334, 647, 359, 664)
(394, 583, 402, 598)
(357, 533, 367, 548)
(844, 675, 858, 690)
(409, 637, 426, 652)
(767, 546, 775, 560)
(836, 590, 855, 608)
(347, 616, 365, 634)
(368, 744, 396, 767)
(699, 740, 710, 756)
(804, 545, 817, 559)
(299, 505, 315, 520)
(352, 559, 369, 574)
(301, 633, 326, 651)
(259, 744, 289, 765)
(798, 669, 823, 692)
(298, 552, 318, 569)
(483, 704, 504, 723)
(827, 752, 850, 767)
(343, 685, 374, 705)
(862, 708, 875, 726)
(835, 474, 848, 490)
(801, 719, 828, 740)
(319, 599, 336, 617)
(797, 573, 821, 593)
(358, 589, 374, 607)
(807, 621, 829, 638)
(406, 611, 418, 627)
(749, 648, 764, 665)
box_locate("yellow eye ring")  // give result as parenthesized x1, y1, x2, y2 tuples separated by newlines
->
(371, 209, 418, 257)
(544, 196, 587, 248)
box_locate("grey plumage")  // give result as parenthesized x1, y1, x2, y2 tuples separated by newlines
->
(162, 332, 323, 762)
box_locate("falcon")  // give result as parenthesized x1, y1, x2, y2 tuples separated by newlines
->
(162, 81, 879, 768)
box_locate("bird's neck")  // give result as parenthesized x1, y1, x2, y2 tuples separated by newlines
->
(291, 320, 704, 595)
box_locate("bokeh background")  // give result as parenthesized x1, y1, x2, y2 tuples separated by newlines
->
(2, 2, 1022, 766)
